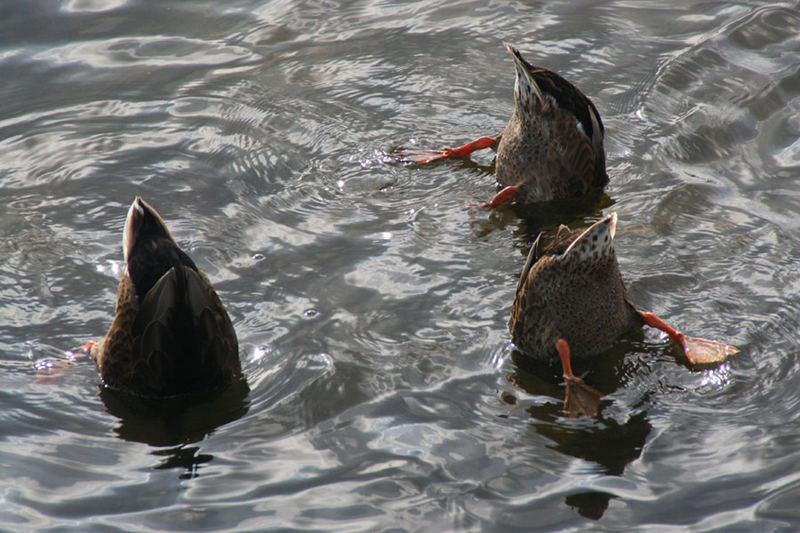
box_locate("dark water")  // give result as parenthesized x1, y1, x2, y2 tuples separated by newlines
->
(1, 1, 799, 531)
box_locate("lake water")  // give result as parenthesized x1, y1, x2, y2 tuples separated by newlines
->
(2, 1, 800, 531)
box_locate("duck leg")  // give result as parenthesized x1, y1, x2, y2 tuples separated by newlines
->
(556, 338, 604, 417)
(485, 185, 517, 207)
(640, 312, 738, 366)
(33, 341, 94, 384)
(461, 185, 518, 210)
(399, 135, 499, 164)
(400, 134, 519, 208)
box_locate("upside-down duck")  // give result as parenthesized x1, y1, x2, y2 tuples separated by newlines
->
(509, 213, 737, 416)
(87, 197, 241, 397)
(403, 44, 607, 208)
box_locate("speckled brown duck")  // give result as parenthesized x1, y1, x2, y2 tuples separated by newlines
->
(509, 213, 737, 416)
(87, 197, 241, 397)
(402, 43, 607, 207)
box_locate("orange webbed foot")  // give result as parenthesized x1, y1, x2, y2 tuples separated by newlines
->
(556, 338, 604, 417)
(679, 335, 739, 365)
(396, 148, 451, 164)
(397, 136, 495, 164)
(33, 341, 94, 384)
(640, 312, 738, 366)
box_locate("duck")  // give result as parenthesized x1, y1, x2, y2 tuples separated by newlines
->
(509, 213, 737, 415)
(87, 197, 241, 397)
(402, 43, 608, 207)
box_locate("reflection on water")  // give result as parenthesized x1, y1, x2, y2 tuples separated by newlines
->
(1, 1, 800, 531)
(152, 445, 214, 480)
(99, 380, 250, 447)
(508, 347, 652, 519)
(100, 379, 250, 479)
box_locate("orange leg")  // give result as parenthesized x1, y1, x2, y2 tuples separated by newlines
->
(399, 136, 495, 164)
(463, 185, 518, 210)
(81, 340, 96, 353)
(485, 185, 517, 208)
(441, 136, 495, 158)
(555, 338, 604, 417)
(556, 338, 579, 382)
(640, 312, 684, 346)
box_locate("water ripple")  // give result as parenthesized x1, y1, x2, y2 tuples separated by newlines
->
(2, 1, 800, 531)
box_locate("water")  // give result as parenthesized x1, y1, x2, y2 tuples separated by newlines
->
(1, 0, 799, 531)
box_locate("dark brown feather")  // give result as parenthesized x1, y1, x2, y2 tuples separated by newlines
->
(497, 45, 608, 202)
(90, 198, 241, 397)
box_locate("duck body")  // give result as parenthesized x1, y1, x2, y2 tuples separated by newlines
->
(90, 197, 241, 397)
(401, 44, 608, 207)
(496, 45, 608, 204)
(509, 213, 641, 360)
(509, 213, 738, 416)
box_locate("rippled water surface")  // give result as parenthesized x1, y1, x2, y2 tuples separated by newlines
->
(2, 1, 800, 531)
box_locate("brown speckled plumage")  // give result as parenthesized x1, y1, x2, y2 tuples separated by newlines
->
(89, 197, 241, 397)
(509, 213, 642, 360)
(496, 44, 608, 203)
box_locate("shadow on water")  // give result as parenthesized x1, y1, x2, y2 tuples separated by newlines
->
(507, 343, 652, 520)
(395, 149, 614, 241)
(99, 379, 250, 478)
(151, 445, 214, 480)
(470, 188, 615, 243)
(510, 188, 616, 234)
